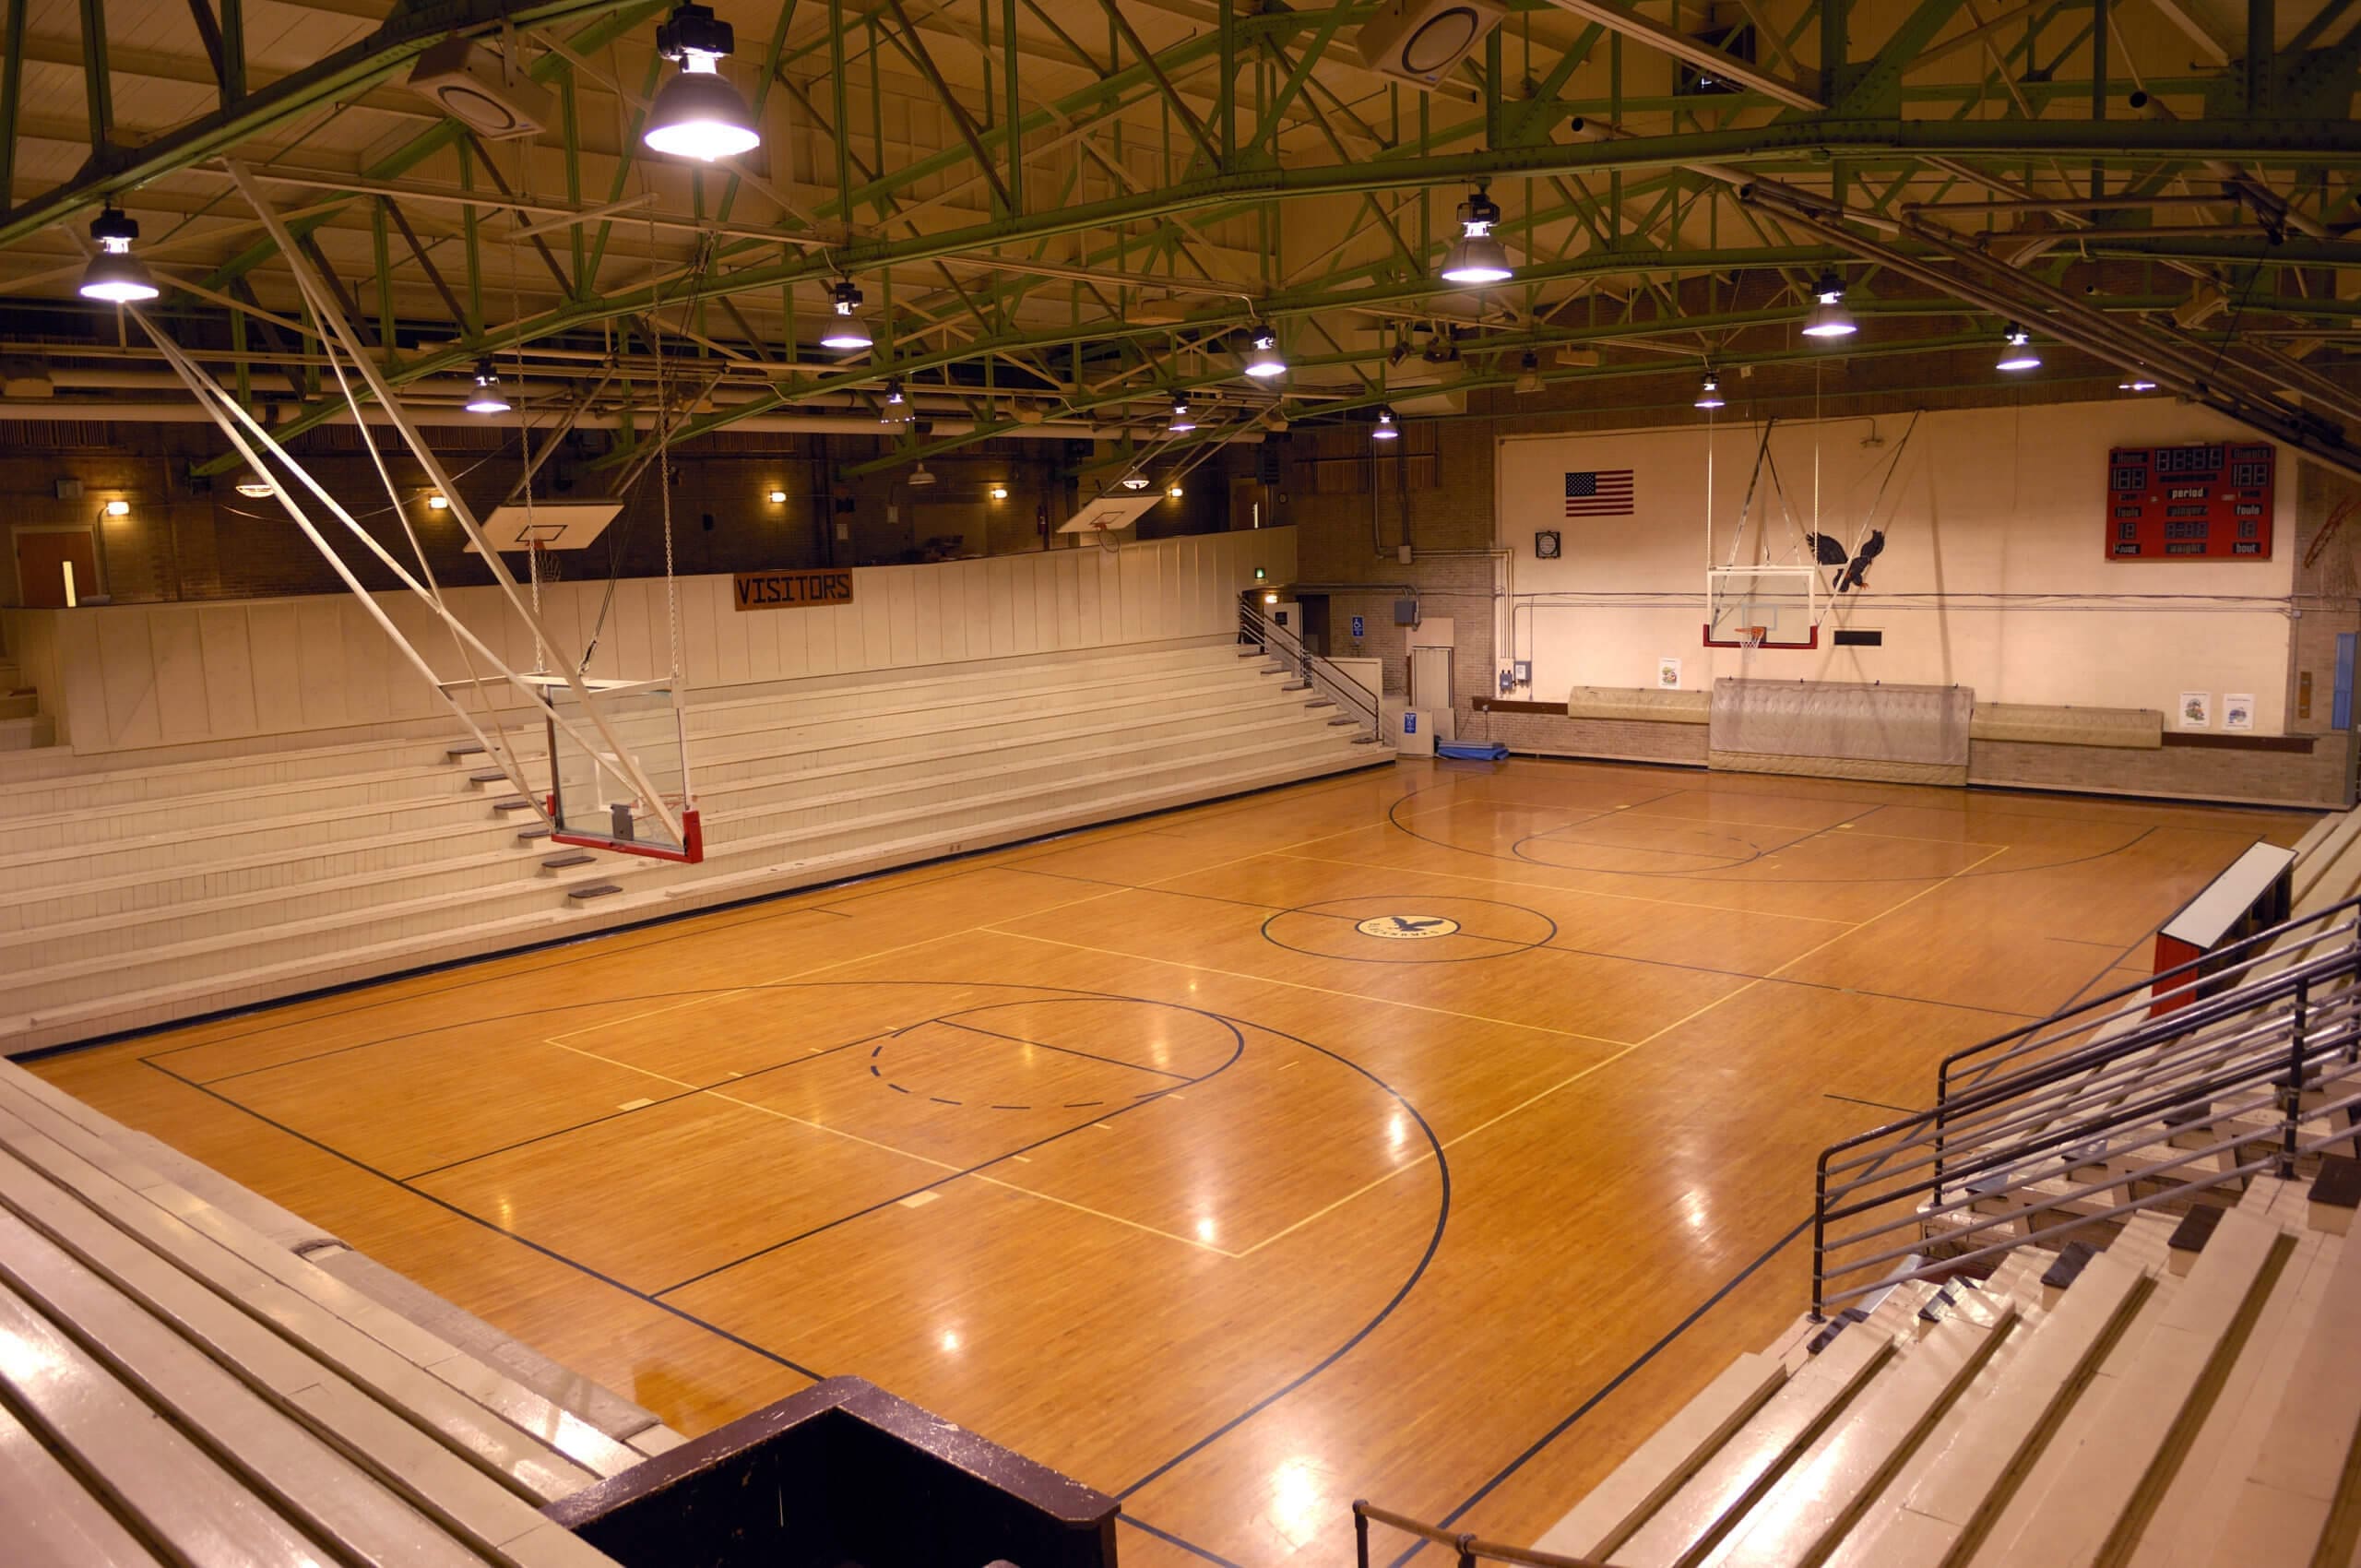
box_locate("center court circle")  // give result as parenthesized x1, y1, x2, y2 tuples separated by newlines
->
(1354, 915, 1462, 940)
(1263, 896, 1557, 964)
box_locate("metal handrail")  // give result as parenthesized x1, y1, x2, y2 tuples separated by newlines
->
(1939, 899, 2361, 1096)
(1809, 892, 2361, 1316)
(1240, 598, 1385, 744)
(1354, 1502, 1612, 1568)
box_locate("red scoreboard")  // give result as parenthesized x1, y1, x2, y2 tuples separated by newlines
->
(2106, 441, 2275, 561)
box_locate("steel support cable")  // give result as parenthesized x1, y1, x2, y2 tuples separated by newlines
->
(224, 160, 684, 843)
(132, 318, 552, 817)
(314, 335, 536, 803)
(1737, 186, 2361, 483)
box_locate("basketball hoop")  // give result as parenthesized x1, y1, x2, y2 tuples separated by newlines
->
(1738, 626, 1768, 650)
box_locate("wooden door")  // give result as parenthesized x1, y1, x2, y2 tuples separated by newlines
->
(16, 531, 97, 609)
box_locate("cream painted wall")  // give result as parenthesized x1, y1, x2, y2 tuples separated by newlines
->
(10, 529, 1296, 756)
(1498, 401, 2297, 731)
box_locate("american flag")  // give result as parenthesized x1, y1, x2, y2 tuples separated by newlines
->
(1564, 469, 1635, 517)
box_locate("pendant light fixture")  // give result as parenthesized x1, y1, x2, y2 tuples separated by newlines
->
(1371, 409, 1400, 441)
(819, 280, 872, 351)
(233, 470, 276, 498)
(1695, 371, 1726, 410)
(1513, 351, 1544, 395)
(1120, 473, 1152, 491)
(643, 2, 761, 161)
(2119, 376, 2158, 393)
(464, 359, 511, 414)
(878, 377, 911, 423)
(1801, 272, 1857, 339)
(1996, 324, 2041, 372)
(1167, 397, 1197, 435)
(79, 208, 160, 303)
(1439, 185, 1513, 286)
(1241, 323, 1286, 379)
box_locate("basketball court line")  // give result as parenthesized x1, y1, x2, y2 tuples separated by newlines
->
(1224, 839, 2013, 1260)
(1266, 850, 1862, 924)
(978, 928, 1637, 1049)
(998, 844, 2033, 1014)
(553, 807, 1430, 1050)
(136, 771, 1410, 1066)
(1405, 795, 2006, 850)
(932, 1017, 1195, 1081)
(526, 1029, 1245, 1269)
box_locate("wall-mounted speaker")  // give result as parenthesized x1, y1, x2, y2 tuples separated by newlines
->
(405, 39, 552, 140)
(1356, 0, 1507, 90)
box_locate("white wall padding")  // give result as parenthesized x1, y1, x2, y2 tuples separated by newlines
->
(1710, 679, 1975, 785)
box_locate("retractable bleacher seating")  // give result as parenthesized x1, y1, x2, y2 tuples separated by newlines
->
(0, 638, 1379, 1053)
(0, 1055, 678, 1566)
(1525, 865, 2361, 1568)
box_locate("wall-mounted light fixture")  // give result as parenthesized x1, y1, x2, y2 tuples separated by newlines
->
(990, 484, 1010, 500)
(766, 488, 788, 504)
(427, 493, 451, 510)
(102, 499, 131, 517)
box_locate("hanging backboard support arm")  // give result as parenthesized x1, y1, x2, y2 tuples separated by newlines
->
(224, 159, 684, 846)
(131, 316, 554, 817)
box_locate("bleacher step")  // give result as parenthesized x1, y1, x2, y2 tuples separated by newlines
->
(467, 768, 508, 784)
(540, 852, 598, 870)
(565, 884, 623, 901)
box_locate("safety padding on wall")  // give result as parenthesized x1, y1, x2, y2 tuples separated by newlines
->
(1969, 702, 2163, 750)
(1565, 686, 1711, 725)
(1710, 679, 1975, 787)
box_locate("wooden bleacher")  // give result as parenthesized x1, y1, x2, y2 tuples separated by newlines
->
(1529, 1167, 2360, 1567)
(0, 1056, 674, 1566)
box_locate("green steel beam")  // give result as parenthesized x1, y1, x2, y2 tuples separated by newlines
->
(0, 0, 651, 249)
(78, 0, 114, 154)
(0, 0, 25, 207)
(877, 0, 1014, 214)
(1092, 0, 1224, 170)
(219, 0, 245, 104)
(192, 0, 665, 288)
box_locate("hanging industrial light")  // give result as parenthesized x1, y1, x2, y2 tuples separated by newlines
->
(819, 280, 872, 351)
(642, 2, 761, 161)
(1120, 473, 1152, 491)
(908, 462, 938, 488)
(1695, 371, 1726, 410)
(233, 470, 276, 498)
(464, 359, 511, 414)
(79, 208, 160, 303)
(878, 377, 912, 423)
(1371, 409, 1400, 441)
(2119, 376, 2158, 393)
(1167, 397, 1198, 435)
(1439, 185, 1513, 286)
(1241, 323, 1286, 379)
(1996, 324, 2041, 372)
(1513, 350, 1543, 395)
(1801, 272, 1857, 339)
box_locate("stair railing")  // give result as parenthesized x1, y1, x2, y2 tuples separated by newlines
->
(1809, 895, 2361, 1318)
(1353, 1502, 1611, 1568)
(1240, 598, 1386, 747)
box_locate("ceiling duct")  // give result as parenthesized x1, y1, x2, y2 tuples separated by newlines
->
(1355, 0, 1507, 90)
(405, 39, 554, 140)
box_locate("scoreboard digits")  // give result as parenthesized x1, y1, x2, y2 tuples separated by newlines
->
(2106, 442, 2273, 561)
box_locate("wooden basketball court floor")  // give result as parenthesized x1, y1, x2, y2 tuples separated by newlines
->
(32, 756, 2315, 1567)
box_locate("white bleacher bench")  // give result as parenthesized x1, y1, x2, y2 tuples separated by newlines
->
(0, 1058, 693, 1566)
